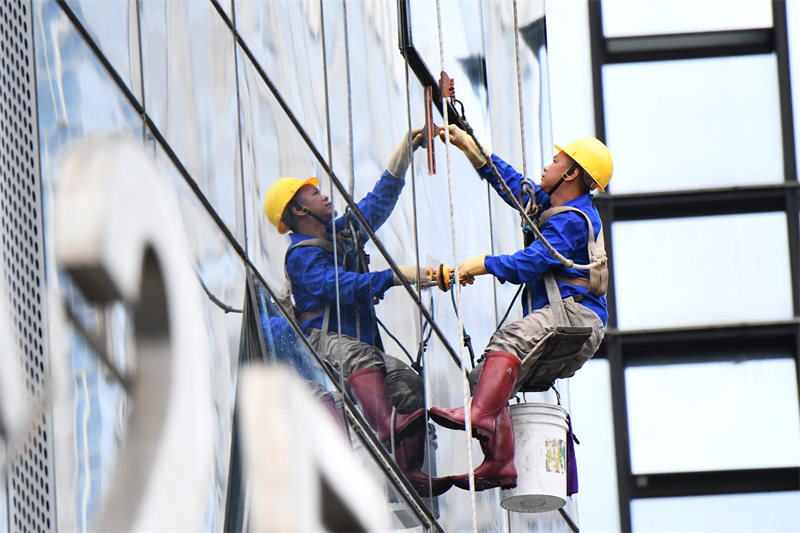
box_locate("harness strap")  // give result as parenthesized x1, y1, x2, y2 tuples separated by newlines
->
(543, 271, 570, 328)
(284, 236, 361, 344)
(538, 205, 608, 297)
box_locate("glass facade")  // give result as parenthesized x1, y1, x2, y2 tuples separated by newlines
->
(2, 0, 798, 532)
(2, 0, 589, 531)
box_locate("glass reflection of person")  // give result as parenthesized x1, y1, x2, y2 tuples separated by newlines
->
(262, 130, 451, 497)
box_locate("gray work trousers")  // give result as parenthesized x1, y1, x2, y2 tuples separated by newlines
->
(471, 297, 605, 394)
(307, 328, 424, 411)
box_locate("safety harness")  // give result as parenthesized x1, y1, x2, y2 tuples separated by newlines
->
(517, 206, 606, 392)
(281, 223, 379, 350)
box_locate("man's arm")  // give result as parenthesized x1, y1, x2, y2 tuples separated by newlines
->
(477, 154, 548, 211)
(484, 211, 588, 284)
(287, 247, 394, 308)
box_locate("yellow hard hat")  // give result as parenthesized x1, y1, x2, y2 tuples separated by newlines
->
(554, 137, 613, 192)
(263, 177, 318, 233)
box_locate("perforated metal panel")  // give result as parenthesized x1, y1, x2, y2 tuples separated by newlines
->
(1, 0, 55, 531)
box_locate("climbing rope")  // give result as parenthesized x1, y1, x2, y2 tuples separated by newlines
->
(459, 113, 603, 271)
(512, 0, 529, 190)
(436, 1, 478, 528)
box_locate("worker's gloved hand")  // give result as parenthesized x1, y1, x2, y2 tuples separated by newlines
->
(457, 253, 488, 280)
(438, 124, 486, 168)
(386, 128, 425, 178)
(393, 264, 430, 286)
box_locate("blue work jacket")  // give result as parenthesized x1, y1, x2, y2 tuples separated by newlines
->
(285, 171, 403, 344)
(478, 154, 608, 325)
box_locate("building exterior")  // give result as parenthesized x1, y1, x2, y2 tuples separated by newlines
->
(1, 1, 799, 532)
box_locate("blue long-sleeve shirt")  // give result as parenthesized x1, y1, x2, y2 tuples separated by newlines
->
(478, 154, 608, 325)
(285, 171, 403, 344)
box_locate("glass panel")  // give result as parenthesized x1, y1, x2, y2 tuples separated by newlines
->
(482, 1, 549, 179)
(602, 0, 773, 38)
(568, 360, 621, 533)
(320, 0, 349, 183)
(348, 429, 428, 531)
(604, 55, 783, 194)
(154, 145, 247, 532)
(35, 1, 143, 181)
(626, 359, 800, 474)
(34, 5, 145, 529)
(237, 45, 325, 290)
(408, 0, 440, 75)
(234, 0, 327, 155)
(631, 492, 800, 532)
(139, 1, 242, 242)
(612, 213, 792, 330)
(63, 0, 142, 102)
(252, 281, 344, 411)
(545, 0, 595, 142)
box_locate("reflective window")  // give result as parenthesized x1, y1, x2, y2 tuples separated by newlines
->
(234, 0, 327, 154)
(631, 491, 800, 532)
(63, 0, 142, 101)
(482, 0, 549, 176)
(139, 1, 242, 242)
(612, 213, 793, 330)
(604, 55, 783, 194)
(601, 0, 772, 38)
(568, 360, 621, 533)
(626, 359, 800, 474)
(407, 0, 440, 75)
(35, 1, 143, 179)
(237, 46, 325, 290)
(252, 280, 340, 400)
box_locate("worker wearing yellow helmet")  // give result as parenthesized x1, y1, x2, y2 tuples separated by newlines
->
(427, 125, 612, 492)
(263, 129, 452, 497)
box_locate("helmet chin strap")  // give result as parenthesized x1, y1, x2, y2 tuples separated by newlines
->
(545, 164, 578, 197)
(295, 204, 331, 227)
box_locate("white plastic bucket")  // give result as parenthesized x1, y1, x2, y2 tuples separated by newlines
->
(500, 402, 569, 513)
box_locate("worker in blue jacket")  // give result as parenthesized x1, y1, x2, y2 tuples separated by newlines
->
(429, 124, 613, 491)
(263, 130, 452, 497)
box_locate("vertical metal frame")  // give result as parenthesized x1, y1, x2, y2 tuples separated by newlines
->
(588, 1, 800, 531)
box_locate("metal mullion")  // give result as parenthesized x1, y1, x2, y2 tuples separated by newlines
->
(594, 183, 798, 222)
(631, 467, 800, 499)
(617, 320, 799, 367)
(588, 0, 607, 145)
(607, 335, 633, 532)
(598, 196, 617, 330)
(589, 3, 632, 530)
(604, 28, 774, 64)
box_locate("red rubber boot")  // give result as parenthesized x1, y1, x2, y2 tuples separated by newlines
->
(451, 406, 517, 491)
(428, 351, 520, 440)
(347, 366, 425, 445)
(395, 425, 453, 497)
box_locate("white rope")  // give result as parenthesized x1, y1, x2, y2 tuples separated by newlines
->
(435, 1, 478, 530)
(512, 0, 529, 188)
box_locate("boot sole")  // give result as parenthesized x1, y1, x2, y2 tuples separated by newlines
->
(452, 476, 517, 491)
(428, 411, 491, 441)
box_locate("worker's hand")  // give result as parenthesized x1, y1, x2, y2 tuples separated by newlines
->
(393, 264, 432, 286)
(457, 253, 488, 280)
(386, 128, 425, 178)
(438, 124, 486, 168)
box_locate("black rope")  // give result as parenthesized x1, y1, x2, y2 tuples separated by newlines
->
(449, 288, 476, 369)
(414, 293, 435, 373)
(375, 316, 414, 366)
(197, 274, 243, 314)
(495, 284, 524, 331)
